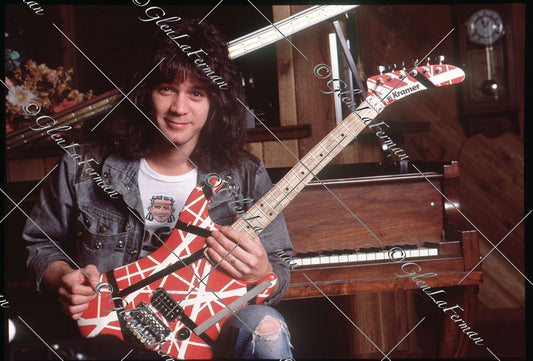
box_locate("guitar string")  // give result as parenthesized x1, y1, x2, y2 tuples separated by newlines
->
(9, 14, 467, 360)
(224, 23, 464, 358)
(123, 205, 278, 354)
(236, 97, 386, 247)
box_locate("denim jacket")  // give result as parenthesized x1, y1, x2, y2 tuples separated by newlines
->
(23, 144, 293, 306)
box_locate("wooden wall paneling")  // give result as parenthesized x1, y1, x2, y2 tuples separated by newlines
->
(262, 140, 299, 169)
(273, 6, 298, 126)
(244, 142, 264, 163)
(7, 158, 45, 182)
(262, 5, 300, 169)
(458, 133, 524, 309)
(44, 156, 61, 172)
(391, 86, 465, 161)
(355, 4, 464, 163)
(343, 291, 419, 357)
(288, 6, 336, 160)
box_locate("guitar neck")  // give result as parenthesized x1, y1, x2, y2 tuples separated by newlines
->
(231, 100, 379, 239)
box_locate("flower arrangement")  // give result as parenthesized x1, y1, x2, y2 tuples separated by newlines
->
(4, 49, 94, 133)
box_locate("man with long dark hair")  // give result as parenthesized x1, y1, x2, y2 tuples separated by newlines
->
(23, 19, 293, 359)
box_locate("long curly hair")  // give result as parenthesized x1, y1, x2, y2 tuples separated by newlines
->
(96, 19, 247, 172)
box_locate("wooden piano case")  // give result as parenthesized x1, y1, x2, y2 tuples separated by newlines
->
(274, 161, 482, 358)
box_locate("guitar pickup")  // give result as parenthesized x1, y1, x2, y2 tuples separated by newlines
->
(151, 288, 183, 322)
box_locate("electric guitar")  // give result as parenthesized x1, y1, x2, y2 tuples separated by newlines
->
(77, 63, 465, 359)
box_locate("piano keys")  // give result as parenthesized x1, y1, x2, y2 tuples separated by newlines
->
(268, 161, 482, 298)
(293, 243, 440, 267)
(270, 161, 482, 358)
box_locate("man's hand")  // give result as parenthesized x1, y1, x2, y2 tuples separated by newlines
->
(44, 261, 100, 320)
(206, 226, 273, 282)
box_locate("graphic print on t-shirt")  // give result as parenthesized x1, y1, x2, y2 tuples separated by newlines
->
(145, 195, 176, 223)
(138, 159, 198, 258)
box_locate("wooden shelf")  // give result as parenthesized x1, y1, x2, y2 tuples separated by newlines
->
(245, 124, 311, 142)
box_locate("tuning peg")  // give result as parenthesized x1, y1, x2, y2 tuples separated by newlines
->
(436, 55, 445, 65)
(378, 65, 386, 75)
(426, 57, 431, 66)
(413, 58, 419, 67)
(401, 61, 406, 70)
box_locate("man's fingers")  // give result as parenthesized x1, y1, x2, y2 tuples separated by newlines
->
(59, 300, 90, 320)
(217, 226, 259, 254)
(208, 230, 247, 260)
(84, 264, 101, 289)
(206, 247, 248, 278)
(58, 286, 97, 304)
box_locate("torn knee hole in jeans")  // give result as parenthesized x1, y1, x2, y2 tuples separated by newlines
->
(250, 315, 292, 355)
(254, 315, 282, 341)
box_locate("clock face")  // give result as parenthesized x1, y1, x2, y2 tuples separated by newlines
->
(467, 9, 504, 45)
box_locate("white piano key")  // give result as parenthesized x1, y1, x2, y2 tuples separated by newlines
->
(302, 258, 311, 266)
(329, 254, 340, 263)
(293, 259, 303, 266)
(348, 254, 358, 262)
(338, 254, 349, 263)
(375, 252, 385, 260)
(319, 255, 330, 264)
(428, 248, 439, 256)
(356, 253, 367, 261)
(419, 248, 429, 257)
(366, 253, 376, 261)
(409, 249, 421, 258)
(310, 257, 321, 265)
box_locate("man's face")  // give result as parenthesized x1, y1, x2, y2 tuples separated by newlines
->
(149, 199, 174, 222)
(151, 76, 210, 154)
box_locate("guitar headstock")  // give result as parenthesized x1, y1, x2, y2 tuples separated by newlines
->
(366, 62, 465, 112)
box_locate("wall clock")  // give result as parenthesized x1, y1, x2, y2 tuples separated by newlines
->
(455, 5, 520, 137)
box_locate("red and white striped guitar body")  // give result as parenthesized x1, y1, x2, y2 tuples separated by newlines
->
(77, 63, 465, 359)
(77, 176, 277, 359)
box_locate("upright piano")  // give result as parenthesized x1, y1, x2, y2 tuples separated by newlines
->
(270, 161, 482, 358)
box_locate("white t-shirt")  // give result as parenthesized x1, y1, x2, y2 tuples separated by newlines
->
(138, 158, 198, 258)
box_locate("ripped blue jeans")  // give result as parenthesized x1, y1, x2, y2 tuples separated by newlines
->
(213, 304, 293, 359)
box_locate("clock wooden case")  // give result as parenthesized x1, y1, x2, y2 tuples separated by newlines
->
(455, 4, 519, 137)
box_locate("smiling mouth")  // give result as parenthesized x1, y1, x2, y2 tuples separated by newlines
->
(164, 118, 189, 126)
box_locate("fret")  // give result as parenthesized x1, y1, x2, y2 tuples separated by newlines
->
(272, 184, 292, 209)
(291, 167, 311, 183)
(258, 192, 279, 216)
(340, 121, 359, 139)
(231, 101, 371, 238)
(254, 205, 272, 223)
